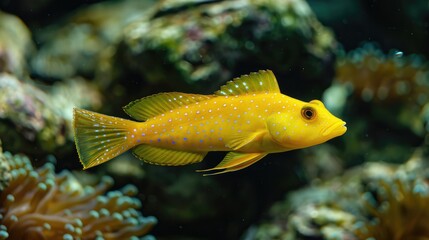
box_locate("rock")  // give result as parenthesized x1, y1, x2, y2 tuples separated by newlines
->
(0, 11, 34, 78)
(0, 73, 101, 153)
(118, 0, 337, 94)
(30, 0, 156, 81)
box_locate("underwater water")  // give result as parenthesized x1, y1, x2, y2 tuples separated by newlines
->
(0, 0, 429, 239)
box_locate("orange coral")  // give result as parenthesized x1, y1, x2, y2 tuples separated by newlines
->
(354, 177, 429, 240)
(336, 44, 429, 105)
(0, 152, 156, 240)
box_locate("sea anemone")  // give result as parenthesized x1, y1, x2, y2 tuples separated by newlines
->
(0, 140, 10, 192)
(0, 152, 156, 240)
(354, 177, 429, 240)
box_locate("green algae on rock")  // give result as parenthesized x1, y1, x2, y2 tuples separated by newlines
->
(0, 73, 101, 153)
(119, 0, 337, 92)
(0, 148, 156, 240)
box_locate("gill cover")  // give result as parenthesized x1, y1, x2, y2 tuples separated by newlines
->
(266, 100, 325, 148)
(266, 113, 291, 146)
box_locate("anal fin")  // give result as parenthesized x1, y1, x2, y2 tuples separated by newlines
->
(133, 145, 207, 166)
(197, 152, 267, 176)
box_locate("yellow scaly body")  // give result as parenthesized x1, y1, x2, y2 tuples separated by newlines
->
(73, 70, 346, 175)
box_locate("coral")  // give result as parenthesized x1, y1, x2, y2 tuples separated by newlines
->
(335, 43, 429, 104)
(329, 44, 429, 135)
(0, 150, 156, 240)
(245, 161, 401, 240)
(354, 177, 429, 240)
(0, 11, 33, 78)
(247, 145, 429, 240)
(247, 174, 359, 239)
(120, 0, 337, 92)
(0, 73, 101, 152)
(251, 203, 357, 240)
(322, 44, 428, 167)
(353, 146, 429, 239)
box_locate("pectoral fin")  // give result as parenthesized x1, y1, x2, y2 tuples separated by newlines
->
(225, 130, 266, 150)
(197, 152, 267, 176)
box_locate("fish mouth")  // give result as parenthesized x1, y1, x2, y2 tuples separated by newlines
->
(322, 121, 347, 137)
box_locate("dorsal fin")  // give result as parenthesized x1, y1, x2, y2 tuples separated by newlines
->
(123, 92, 212, 121)
(215, 70, 280, 96)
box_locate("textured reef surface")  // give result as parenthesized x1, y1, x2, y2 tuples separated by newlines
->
(0, 0, 429, 239)
(118, 0, 336, 93)
(247, 145, 429, 240)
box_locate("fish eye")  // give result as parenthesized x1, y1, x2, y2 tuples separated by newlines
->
(301, 107, 316, 120)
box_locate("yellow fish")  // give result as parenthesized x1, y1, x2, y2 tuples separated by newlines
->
(73, 70, 346, 175)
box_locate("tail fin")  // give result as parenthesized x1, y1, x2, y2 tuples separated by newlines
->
(73, 108, 140, 169)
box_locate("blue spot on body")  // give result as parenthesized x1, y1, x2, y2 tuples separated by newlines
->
(183, 137, 188, 141)
(199, 139, 204, 143)
(172, 140, 176, 144)
(137, 139, 141, 143)
(157, 138, 161, 142)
